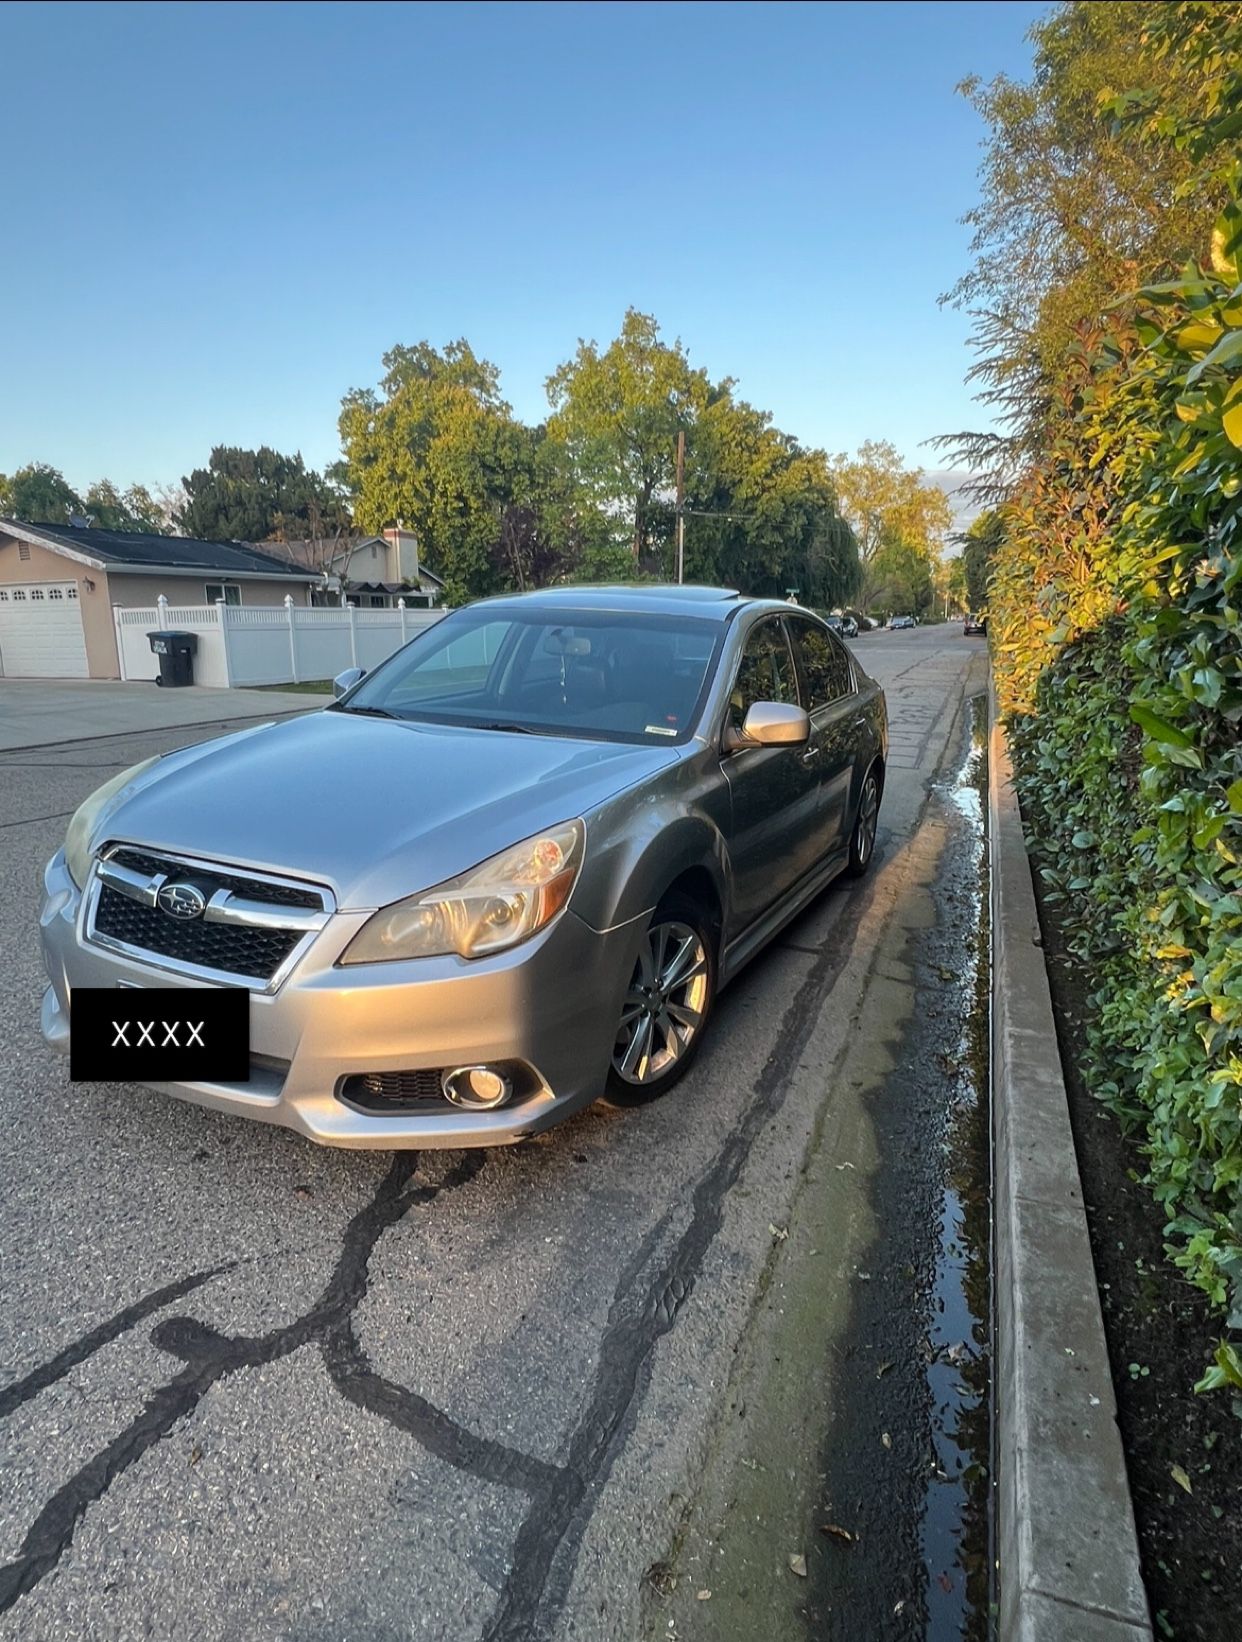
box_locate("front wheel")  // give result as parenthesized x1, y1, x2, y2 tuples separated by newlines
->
(844, 766, 881, 877)
(604, 894, 716, 1105)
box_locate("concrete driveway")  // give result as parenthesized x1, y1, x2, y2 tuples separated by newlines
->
(0, 680, 331, 751)
(0, 628, 990, 1641)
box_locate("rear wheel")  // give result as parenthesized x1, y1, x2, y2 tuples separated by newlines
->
(605, 894, 716, 1105)
(844, 766, 881, 877)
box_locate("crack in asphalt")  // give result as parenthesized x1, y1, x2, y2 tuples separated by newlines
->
(0, 809, 75, 831)
(0, 1265, 232, 1421)
(0, 1151, 556, 1617)
(481, 886, 873, 1642)
(0, 712, 314, 763)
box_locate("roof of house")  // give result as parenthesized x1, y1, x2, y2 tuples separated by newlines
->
(254, 535, 446, 588)
(0, 518, 317, 579)
(271, 536, 381, 572)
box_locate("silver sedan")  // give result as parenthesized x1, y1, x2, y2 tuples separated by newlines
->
(39, 585, 887, 1148)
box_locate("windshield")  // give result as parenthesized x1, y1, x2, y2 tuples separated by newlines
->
(334, 606, 724, 745)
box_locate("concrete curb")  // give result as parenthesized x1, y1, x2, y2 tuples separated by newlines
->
(989, 690, 1152, 1640)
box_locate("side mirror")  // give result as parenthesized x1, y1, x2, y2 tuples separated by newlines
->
(724, 701, 811, 752)
(333, 666, 367, 699)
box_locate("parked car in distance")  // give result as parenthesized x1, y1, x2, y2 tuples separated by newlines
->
(818, 610, 858, 638)
(888, 614, 916, 630)
(40, 586, 888, 1150)
(964, 612, 988, 636)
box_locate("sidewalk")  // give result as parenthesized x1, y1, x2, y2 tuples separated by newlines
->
(0, 680, 332, 751)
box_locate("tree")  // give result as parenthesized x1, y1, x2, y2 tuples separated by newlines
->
(546, 309, 712, 563)
(828, 440, 952, 563)
(938, 0, 1241, 486)
(959, 508, 1005, 610)
(339, 340, 609, 604)
(82, 479, 168, 534)
(682, 394, 861, 604)
(864, 535, 936, 619)
(179, 447, 349, 543)
(340, 324, 862, 605)
(945, 552, 968, 614)
(0, 463, 82, 522)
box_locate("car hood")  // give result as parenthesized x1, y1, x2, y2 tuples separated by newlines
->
(100, 711, 679, 909)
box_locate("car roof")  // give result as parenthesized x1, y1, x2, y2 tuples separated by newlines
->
(466, 583, 768, 622)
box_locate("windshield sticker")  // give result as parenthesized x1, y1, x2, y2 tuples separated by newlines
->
(645, 725, 678, 737)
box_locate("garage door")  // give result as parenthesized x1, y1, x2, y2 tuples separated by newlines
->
(0, 583, 90, 678)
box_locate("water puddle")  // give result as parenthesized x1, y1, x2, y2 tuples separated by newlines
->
(921, 690, 994, 1639)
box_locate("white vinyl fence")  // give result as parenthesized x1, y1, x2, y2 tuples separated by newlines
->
(114, 596, 446, 688)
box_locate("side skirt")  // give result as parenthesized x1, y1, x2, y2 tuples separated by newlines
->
(719, 849, 849, 988)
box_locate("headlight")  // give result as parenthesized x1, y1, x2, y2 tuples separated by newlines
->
(340, 819, 585, 964)
(64, 757, 162, 888)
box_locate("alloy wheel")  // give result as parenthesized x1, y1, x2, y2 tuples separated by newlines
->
(612, 919, 709, 1086)
(855, 773, 879, 866)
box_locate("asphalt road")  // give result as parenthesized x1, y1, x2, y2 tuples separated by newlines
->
(0, 626, 988, 1642)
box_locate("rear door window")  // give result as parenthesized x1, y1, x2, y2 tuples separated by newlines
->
(788, 617, 853, 710)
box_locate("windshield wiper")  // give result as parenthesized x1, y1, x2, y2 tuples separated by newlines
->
(332, 703, 402, 720)
(468, 720, 543, 735)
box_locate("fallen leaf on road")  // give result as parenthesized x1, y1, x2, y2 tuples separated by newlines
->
(189, 1444, 203, 1467)
(1171, 1464, 1192, 1494)
(893, 1600, 906, 1616)
(819, 1524, 855, 1545)
(876, 1361, 895, 1378)
(881, 1432, 892, 1449)
(696, 1590, 711, 1601)
(788, 1553, 807, 1578)
(938, 1572, 954, 1593)
(835, 1161, 856, 1171)
(769, 1224, 789, 1241)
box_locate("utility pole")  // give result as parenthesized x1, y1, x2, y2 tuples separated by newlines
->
(675, 429, 686, 585)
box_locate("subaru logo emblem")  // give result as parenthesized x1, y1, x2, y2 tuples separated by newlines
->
(157, 881, 207, 921)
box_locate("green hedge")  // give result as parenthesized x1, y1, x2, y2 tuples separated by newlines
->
(996, 147, 1242, 1399)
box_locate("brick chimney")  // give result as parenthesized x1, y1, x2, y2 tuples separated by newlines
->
(382, 524, 420, 585)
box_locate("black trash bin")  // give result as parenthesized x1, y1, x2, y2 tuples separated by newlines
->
(147, 630, 198, 687)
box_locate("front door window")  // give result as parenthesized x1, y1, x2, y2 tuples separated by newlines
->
(728, 619, 799, 733)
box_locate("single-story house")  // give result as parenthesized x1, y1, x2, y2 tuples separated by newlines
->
(0, 518, 319, 679)
(273, 526, 446, 608)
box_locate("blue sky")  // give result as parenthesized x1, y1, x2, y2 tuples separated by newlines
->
(0, 0, 1045, 496)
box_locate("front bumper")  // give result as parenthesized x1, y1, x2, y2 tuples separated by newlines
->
(39, 850, 643, 1149)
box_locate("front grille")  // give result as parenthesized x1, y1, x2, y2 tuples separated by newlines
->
(94, 886, 302, 980)
(338, 1070, 448, 1114)
(88, 843, 331, 987)
(108, 847, 322, 909)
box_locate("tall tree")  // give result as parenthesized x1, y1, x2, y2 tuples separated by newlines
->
(545, 309, 712, 563)
(683, 394, 861, 605)
(339, 340, 608, 603)
(179, 446, 349, 543)
(958, 508, 1004, 611)
(864, 535, 936, 618)
(828, 440, 952, 563)
(82, 478, 168, 533)
(0, 463, 82, 522)
(939, 0, 1240, 485)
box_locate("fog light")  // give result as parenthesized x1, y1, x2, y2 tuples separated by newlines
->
(442, 1066, 513, 1110)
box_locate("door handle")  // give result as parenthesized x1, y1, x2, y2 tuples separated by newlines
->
(800, 743, 820, 765)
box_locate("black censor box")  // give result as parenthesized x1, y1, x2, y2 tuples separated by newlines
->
(70, 987, 250, 1082)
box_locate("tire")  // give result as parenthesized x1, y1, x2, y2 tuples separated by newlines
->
(844, 765, 881, 878)
(604, 892, 717, 1105)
